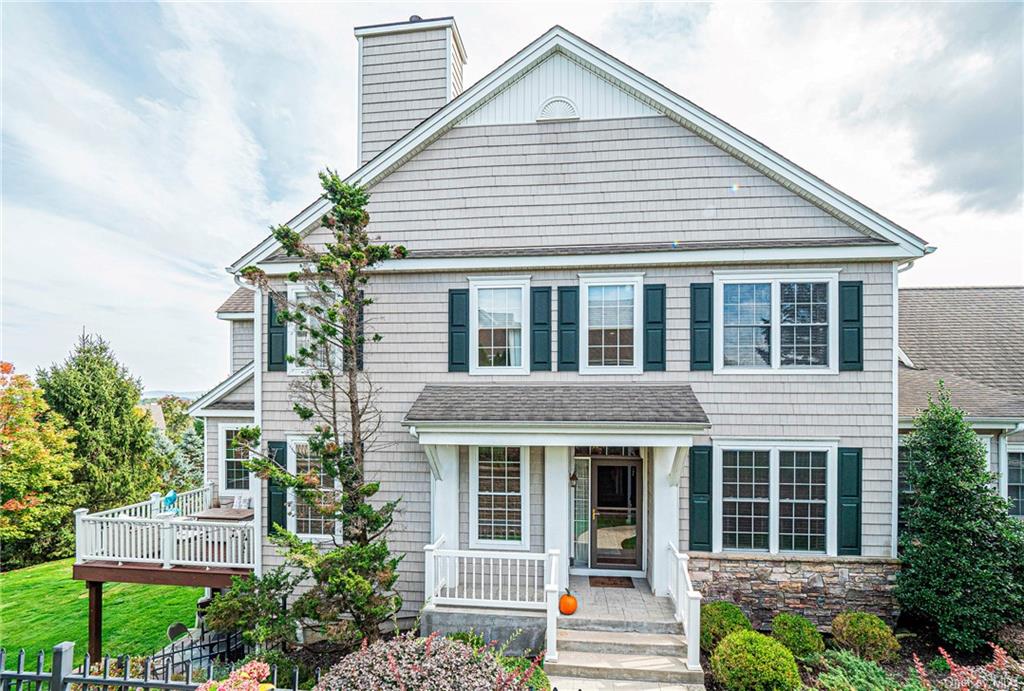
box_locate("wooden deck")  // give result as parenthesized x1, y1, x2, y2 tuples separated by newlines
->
(73, 560, 253, 588)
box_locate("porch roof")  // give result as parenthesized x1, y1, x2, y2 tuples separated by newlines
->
(403, 384, 709, 426)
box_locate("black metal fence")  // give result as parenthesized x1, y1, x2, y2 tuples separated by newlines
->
(0, 643, 310, 691)
(146, 628, 246, 679)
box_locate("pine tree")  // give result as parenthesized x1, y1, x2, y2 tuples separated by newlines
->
(895, 384, 1024, 650)
(36, 334, 165, 512)
(170, 427, 205, 490)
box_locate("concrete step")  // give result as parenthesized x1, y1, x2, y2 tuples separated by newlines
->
(560, 616, 684, 635)
(548, 677, 704, 691)
(546, 651, 704, 685)
(557, 629, 687, 656)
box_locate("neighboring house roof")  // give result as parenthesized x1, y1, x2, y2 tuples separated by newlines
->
(142, 402, 166, 431)
(217, 287, 254, 314)
(403, 384, 709, 425)
(899, 286, 1024, 422)
(229, 26, 929, 274)
(187, 361, 255, 416)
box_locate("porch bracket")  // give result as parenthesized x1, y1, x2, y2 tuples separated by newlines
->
(422, 444, 442, 480)
(668, 446, 687, 487)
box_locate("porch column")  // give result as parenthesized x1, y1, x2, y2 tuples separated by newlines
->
(544, 446, 570, 590)
(427, 445, 459, 548)
(650, 446, 684, 596)
(87, 580, 102, 661)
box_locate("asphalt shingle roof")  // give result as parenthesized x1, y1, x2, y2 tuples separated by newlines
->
(404, 384, 709, 425)
(899, 286, 1024, 420)
(217, 287, 255, 314)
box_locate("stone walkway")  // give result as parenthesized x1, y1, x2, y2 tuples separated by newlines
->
(566, 575, 676, 624)
(548, 678, 703, 691)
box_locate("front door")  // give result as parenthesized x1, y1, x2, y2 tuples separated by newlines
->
(590, 459, 642, 570)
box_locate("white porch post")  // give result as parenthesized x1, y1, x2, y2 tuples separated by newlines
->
(427, 445, 459, 548)
(651, 446, 684, 596)
(544, 446, 570, 590)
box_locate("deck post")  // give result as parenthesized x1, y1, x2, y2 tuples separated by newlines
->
(87, 581, 102, 662)
(160, 522, 175, 568)
(51, 641, 74, 690)
(205, 481, 215, 511)
(73, 508, 89, 564)
(150, 491, 163, 516)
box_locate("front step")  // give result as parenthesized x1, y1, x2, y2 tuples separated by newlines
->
(560, 616, 684, 635)
(546, 650, 704, 685)
(558, 629, 687, 656)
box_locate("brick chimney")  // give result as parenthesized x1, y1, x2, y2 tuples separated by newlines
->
(355, 16, 467, 165)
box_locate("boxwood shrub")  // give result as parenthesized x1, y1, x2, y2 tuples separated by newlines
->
(832, 612, 900, 662)
(700, 601, 753, 652)
(770, 612, 824, 659)
(710, 630, 801, 691)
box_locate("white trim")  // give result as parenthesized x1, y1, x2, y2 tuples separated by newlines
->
(197, 409, 255, 419)
(217, 311, 254, 321)
(569, 568, 646, 578)
(187, 362, 255, 416)
(354, 17, 467, 65)
(227, 320, 234, 373)
(445, 26, 452, 102)
(713, 269, 840, 375)
(469, 445, 531, 551)
(228, 27, 927, 275)
(891, 263, 900, 557)
(1007, 444, 1024, 516)
(252, 286, 263, 577)
(899, 417, 1024, 430)
(285, 284, 343, 377)
(218, 423, 250, 497)
(411, 425, 698, 449)
(254, 244, 918, 278)
(711, 439, 839, 557)
(285, 434, 343, 543)
(468, 276, 531, 376)
(578, 273, 644, 375)
(356, 35, 363, 167)
(897, 346, 915, 369)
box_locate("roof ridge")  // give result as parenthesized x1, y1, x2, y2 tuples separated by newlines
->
(901, 285, 1024, 291)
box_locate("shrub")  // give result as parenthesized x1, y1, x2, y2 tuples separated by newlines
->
(994, 622, 1024, 659)
(818, 650, 925, 691)
(832, 612, 900, 662)
(770, 612, 824, 659)
(314, 632, 536, 690)
(913, 643, 1024, 690)
(498, 655, 550, 690)
(896, 386, 1024, 651)
(709, 630, 801, 691)
(446, 630, 486, 650)
(701, 601, 753, 652)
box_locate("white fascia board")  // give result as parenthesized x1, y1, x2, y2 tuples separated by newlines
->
(898, 417, 1024, 430)
(187, 362, 255, 416)
(198, 409, 255, 418)
(407, 421, 706, 448)
(217, 311, 254, 321)
(257, 243, 916, 277)
(228, 26, 927, 275)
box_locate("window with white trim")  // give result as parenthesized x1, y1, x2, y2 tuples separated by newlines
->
(286, 437, 340, 540)
(286, 285, 341, 376)
(469, 278, 530, 375)
(1009, 451, 1024, 518)
(579, 274, 643, 374)
(714, 442, 837, 555)
(714, 271, 839, 373)
(469, 446, 530, 549)
(218, 424, 249, 495)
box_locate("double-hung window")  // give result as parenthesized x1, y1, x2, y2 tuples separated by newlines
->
(469, 278, 530, 375)
(1008, 449, 1024, 519)
(579, 274, 643, 374)
(714, 271, 839, 373)
(286, 436, 341, 540)
(286, 285, 342, 376)
(469, 446, 530, 549)
(218, 424, 250, 496)
(713, 442, 838, 555)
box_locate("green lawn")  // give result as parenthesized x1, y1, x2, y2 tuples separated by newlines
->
(0, 559, 202, 664)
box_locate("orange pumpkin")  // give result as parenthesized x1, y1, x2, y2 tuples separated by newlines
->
(559, 589, 577, 615)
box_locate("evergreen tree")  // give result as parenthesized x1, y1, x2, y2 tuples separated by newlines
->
(0, 362, 79, 568)
(170, 427, 205, 490)
(36, 334, 165, 512)
(158, 395, 193, 444)
(895, 384, 1024, 650)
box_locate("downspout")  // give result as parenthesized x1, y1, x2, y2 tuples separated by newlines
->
(1000, 422, 1024, 501)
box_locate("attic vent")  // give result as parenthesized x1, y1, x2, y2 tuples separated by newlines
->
(537, 97, 579, 122)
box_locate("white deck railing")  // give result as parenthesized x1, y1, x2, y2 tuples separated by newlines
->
(74, 483, 256, 570)
(423, 537, 561, 661)
(667, 542, 703, 671)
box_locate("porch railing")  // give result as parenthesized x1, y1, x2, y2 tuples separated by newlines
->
(89, 484, 214, 520)
(666, 542, 702, 671)
(423, 537, 561, 661)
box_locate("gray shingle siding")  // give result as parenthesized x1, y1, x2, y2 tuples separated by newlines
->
(231, 320, 254, 372)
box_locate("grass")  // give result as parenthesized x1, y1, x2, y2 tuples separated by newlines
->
(0, 559, 202, 665)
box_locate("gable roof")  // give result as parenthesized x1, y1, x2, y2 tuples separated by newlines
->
(187, 361, 255, 416)
(229, 25, 930, 274)
(899, 286, 1024, 421)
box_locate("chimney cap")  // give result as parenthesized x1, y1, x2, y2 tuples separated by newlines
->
(353, 16, 466, 63)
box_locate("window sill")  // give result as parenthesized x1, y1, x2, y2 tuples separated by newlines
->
(578, 366, 643, 376)
(712, 367, 839, 376)
(468, 368, 531, 376)
(468, 540, 531, 552)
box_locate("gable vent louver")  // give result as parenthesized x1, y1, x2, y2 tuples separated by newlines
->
(537, 96, 579, 122)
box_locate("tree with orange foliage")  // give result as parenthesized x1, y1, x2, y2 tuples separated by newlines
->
(0, 362, 79, 569)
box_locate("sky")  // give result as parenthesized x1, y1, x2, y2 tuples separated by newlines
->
(2, 2, 1022, 393)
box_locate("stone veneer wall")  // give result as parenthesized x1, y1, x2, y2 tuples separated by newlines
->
(688, 553, 900, 629)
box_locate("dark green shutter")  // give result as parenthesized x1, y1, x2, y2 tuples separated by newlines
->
(838, 281, 863, 371)
(267, 441, 287, 537)
(690, 283, 713, 371)
(643, 284, 667, 372)
(448, 289, 469, 372)
(267, 295, 287, 372)
(355, 290, 365, 371)
(837, 447, 862, 555)
(557, 286, 579, 371)
(689, 446, 713, 551)
(530, 287, 552, 371)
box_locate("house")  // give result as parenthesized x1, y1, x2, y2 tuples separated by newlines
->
(897, 286, 1024, 525)
(74, 15, 959, 684)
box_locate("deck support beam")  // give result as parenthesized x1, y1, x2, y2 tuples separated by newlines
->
(87, 580, 102, 662)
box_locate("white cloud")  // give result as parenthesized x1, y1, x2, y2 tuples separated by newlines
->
(2, 2, 1021, 391)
